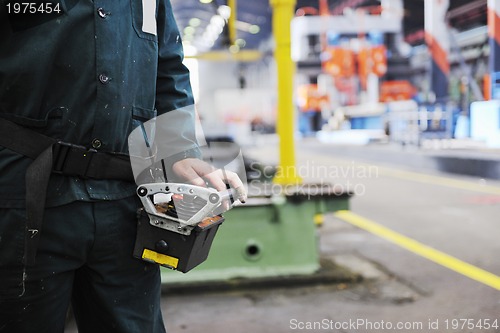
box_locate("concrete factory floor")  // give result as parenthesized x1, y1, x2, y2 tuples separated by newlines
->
(66, 136, 500, 333)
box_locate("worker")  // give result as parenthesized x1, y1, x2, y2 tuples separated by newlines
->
(0, 1, 245, 332)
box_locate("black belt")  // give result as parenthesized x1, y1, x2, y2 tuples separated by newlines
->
(0, 117, 135, 265)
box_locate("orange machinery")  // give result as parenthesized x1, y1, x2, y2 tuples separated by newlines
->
(379, 80, 417, 102)
(297, 84, 329, 111)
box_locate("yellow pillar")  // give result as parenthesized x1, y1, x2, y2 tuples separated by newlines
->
(228, 0, 237, 45)
(270, 0, 302, 185)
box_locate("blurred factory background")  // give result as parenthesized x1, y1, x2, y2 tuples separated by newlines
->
(67, 0, 500, 332)
(171, 0, 498, 150)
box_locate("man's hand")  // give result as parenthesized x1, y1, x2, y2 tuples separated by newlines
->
(171, 158, 247, 204)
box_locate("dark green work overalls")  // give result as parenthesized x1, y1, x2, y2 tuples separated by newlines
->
(0, 1, 196, 332)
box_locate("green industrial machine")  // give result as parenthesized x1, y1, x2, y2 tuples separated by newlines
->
(161, 184, 351, 284)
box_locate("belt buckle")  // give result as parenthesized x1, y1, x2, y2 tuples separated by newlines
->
(52, 141, 97, 178)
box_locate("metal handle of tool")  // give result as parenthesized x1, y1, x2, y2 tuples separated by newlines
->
(136, 182, 241, 227)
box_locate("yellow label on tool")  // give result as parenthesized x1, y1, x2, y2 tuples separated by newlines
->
(142, 249, 179, 269)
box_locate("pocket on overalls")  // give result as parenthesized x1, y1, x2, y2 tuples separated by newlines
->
(0, 208, 27, 298)
(130, 0, 159, 42)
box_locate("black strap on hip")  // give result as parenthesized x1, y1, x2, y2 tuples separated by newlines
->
(0, 118, 135, 265)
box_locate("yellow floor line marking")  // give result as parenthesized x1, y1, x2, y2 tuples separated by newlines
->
(334, 210, 500, 291)
(376, 166, 500, 196)
(329, 157, 500, 196)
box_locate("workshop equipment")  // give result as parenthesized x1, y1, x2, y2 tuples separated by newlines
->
(161, 183, 351, 284)
(133, 182, 242, 273)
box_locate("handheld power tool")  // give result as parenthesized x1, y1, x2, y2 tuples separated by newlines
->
(133, 182, 243, 272)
